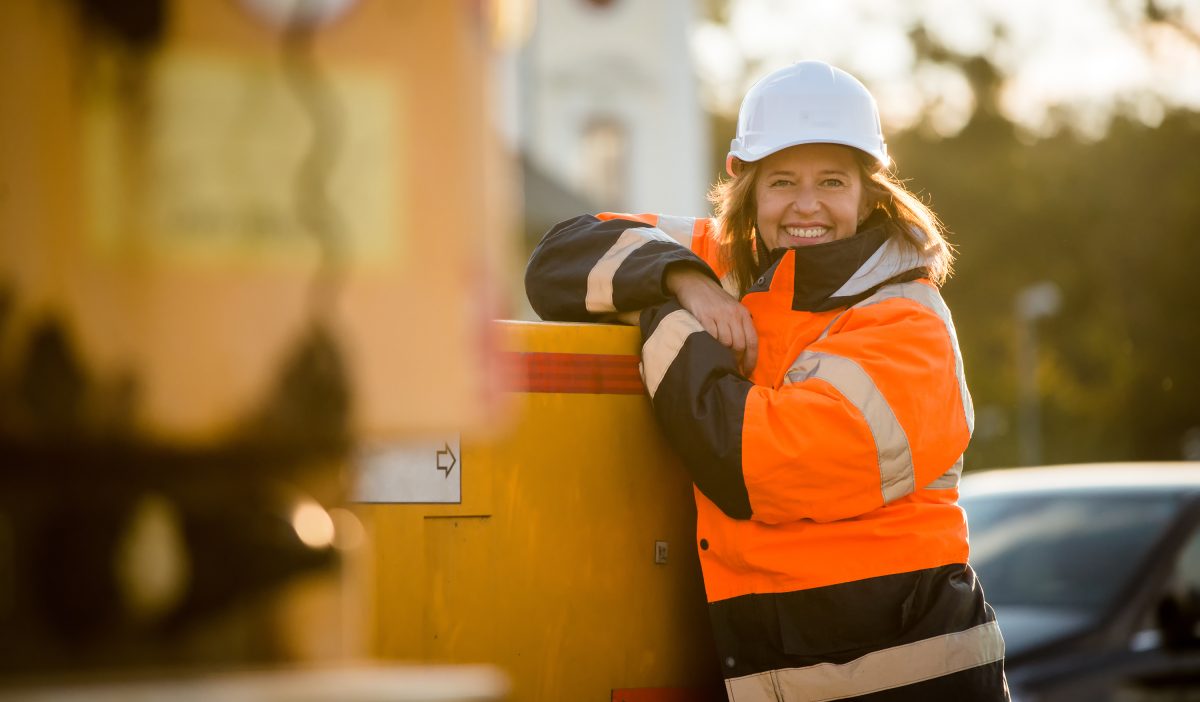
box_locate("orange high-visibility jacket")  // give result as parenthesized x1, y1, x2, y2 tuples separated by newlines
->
(526, 212, 1007, 701)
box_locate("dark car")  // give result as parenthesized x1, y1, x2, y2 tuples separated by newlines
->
(959, 462, 1200, 702)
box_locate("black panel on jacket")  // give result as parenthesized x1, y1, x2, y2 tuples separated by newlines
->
(523, 215, 649, 321)
(640, 302, 753, 520)
(525, 214, 716, 322)
(707, 564, 996, 675)
(612, 240, 717, 312)
(790, 223, 890, 312)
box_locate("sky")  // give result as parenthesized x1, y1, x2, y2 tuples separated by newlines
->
(691, 0, 1200, 139)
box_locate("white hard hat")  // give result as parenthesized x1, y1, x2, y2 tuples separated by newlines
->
(726, 61, 888, 177)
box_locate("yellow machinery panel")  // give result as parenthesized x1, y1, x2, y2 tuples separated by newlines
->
(360, 321, 723, 700)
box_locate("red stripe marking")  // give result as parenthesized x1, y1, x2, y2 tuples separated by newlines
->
(501, 351, 645, 395)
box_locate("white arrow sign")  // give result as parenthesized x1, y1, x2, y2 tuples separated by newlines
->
(353, 435, 462, 503)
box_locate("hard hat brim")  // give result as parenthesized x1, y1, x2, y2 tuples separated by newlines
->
(726, 138, 888, 178)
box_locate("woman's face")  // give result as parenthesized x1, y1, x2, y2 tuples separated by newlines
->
(754, 143, 868, 250)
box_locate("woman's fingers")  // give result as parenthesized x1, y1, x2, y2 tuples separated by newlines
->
(697, 313, 720, 341)
(715, 318, 735, 348)
(739, 311, 758, 375)
(670, 270, 756, 375)
(705, 306, 756, 377)
(726, 318, 746, 358)
(724, 307, 757, 376)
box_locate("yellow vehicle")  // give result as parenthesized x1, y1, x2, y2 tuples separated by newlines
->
(359, 321, 723, 701)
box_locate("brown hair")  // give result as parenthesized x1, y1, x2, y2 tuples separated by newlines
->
(709, 150, 954, 295)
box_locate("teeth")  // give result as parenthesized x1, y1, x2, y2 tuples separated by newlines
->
(785, 226, 827, 238)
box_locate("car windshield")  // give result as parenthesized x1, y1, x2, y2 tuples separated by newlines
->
(962, 490, 1187, 614)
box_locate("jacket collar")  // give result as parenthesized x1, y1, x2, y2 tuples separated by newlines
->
(748, 213, 933, 312)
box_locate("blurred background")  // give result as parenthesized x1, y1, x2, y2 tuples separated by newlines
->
(507, 0, 1200, 471)
(1, 0, 1198, 697)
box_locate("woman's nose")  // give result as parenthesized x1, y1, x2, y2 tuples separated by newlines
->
(789, 187, 819, 214)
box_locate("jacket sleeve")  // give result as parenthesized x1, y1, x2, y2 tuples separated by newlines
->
(639, 291, 972, 524)
(525, 214, 718, 322)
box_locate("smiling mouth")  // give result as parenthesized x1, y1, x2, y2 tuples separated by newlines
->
(783, 225, 829, 240)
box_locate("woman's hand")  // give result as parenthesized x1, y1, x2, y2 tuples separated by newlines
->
(665, 265, 758, 375)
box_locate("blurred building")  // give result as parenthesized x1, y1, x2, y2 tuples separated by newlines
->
(502, 0, 710, 229)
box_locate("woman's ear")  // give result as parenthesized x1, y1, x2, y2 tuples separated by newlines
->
(858, 190, 883, 226)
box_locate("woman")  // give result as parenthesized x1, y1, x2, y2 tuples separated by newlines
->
(526, 61, 1007, 701)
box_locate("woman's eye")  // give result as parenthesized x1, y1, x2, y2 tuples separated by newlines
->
(821, 178, 845, 187)
(770, 179, 792, 188)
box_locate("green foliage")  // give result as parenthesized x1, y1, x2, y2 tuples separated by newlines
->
(892, 111, 1200, 468)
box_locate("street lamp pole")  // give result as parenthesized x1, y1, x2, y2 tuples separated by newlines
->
(1015, 281, 1061, 466)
